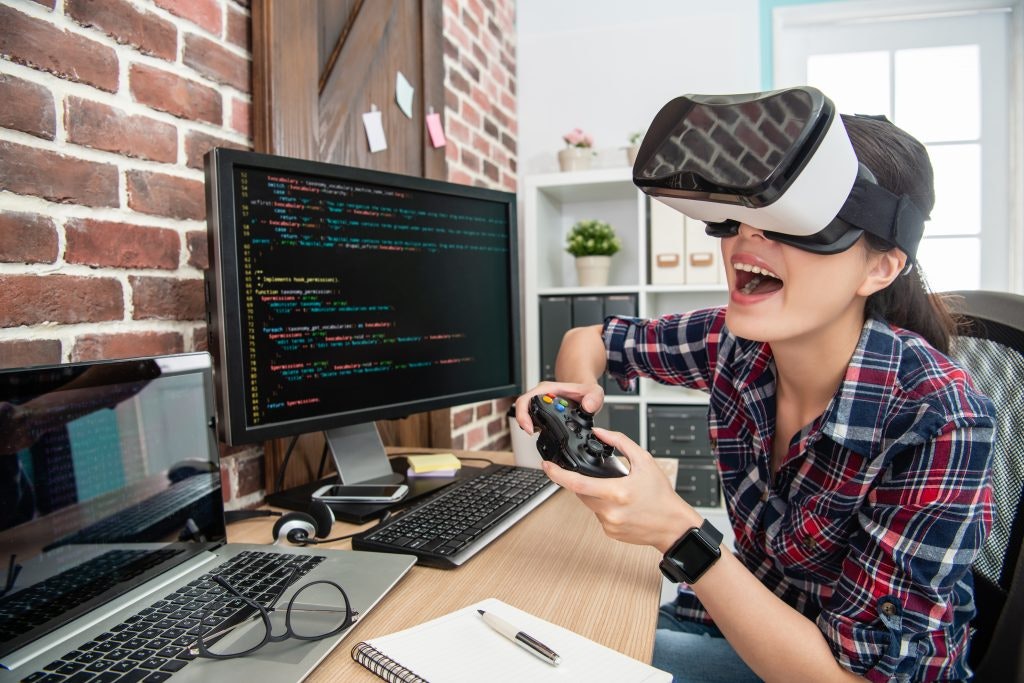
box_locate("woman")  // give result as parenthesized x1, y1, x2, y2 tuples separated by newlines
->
(514, 108, 994, 682)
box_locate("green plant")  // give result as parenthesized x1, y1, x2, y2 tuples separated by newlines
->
(565, 219, 621, 257)
(628, 130, 643, 146)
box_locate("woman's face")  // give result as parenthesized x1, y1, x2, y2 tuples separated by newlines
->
(719, 223, 889, 346)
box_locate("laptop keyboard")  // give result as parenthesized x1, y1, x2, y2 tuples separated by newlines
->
(352, 464, 557, 568)
(18, 551, 325, 683)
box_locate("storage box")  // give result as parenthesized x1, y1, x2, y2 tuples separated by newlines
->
(673, 461, 721, 507)
(646, 404, 713, 457)
(648, 198, 686, 285)
(684, 216, 722, 284)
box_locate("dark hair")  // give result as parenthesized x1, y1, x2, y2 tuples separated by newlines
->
(841, 114, 960, 354)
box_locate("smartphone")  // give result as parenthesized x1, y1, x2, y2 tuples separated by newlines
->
(311, 483, 409, 503)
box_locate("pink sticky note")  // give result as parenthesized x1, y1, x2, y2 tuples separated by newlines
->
(426, 112, 446, 148)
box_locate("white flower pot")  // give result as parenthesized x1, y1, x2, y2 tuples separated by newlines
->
(575, 255, 612, 287)
(558, 147, 592, 172)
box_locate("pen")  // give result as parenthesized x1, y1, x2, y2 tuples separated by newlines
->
(477, 609, 561, 666)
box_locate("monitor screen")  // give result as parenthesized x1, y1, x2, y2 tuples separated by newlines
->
(204, 149, 521, 484)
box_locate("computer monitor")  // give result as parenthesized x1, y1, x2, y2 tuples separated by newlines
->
(203, 148, 521, 487)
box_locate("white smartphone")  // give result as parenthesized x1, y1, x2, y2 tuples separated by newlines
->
(311, 483, 409, 503)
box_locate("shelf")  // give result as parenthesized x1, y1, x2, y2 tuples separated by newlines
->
(537, 285, 640, 297)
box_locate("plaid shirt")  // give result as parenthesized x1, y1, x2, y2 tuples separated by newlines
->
(604, 307, 994, 682)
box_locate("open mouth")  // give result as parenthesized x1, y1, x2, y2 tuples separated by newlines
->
(733, 262, 783, 296)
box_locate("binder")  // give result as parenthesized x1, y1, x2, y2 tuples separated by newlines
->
(571, 295, 605, 327)
(539, 296, 572, 380)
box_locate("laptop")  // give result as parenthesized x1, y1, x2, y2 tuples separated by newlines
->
(0, 352, 415, 683)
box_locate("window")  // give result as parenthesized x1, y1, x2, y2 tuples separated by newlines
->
(773, 1, 1016, 292)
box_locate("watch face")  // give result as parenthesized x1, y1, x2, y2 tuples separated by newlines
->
(674, 534, 717, 577)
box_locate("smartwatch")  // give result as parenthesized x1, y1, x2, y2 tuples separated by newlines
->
(659, 519, 723, 584)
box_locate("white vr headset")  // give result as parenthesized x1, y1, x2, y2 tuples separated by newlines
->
(632, 86, 926, 263)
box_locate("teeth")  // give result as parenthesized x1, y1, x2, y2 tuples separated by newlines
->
(733, 262, 781, 280)
(740, 275, 763, 295)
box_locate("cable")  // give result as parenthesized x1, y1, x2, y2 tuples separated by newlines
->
(306, 510, 394, 545)
(273, 435, 301, 494)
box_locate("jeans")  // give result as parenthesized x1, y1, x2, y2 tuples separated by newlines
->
(653, 603, 762, 683)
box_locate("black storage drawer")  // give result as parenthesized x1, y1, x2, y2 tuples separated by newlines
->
(594, 403, 640, 444)
(673, 460, 721, 508)
(646, 405, 713, 457)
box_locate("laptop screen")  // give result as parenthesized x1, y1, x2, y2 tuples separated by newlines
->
(0, 352, 226, 659)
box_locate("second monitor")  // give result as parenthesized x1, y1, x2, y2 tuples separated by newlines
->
(204, 148, 521, 488)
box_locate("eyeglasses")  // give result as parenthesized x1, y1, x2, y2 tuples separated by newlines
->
(190, 567, 358, 660)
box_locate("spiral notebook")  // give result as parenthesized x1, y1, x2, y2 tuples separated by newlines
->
(350, 597, 671, 682)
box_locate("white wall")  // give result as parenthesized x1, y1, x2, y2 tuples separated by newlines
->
(517, 0, 762, 174)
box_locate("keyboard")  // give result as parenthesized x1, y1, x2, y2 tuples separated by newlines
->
(45, 474, 220, 551)
(19, 551, 324, 683)
(352, 464, 558, 568)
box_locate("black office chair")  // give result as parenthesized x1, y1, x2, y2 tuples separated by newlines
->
(945, 290, 1024, 682)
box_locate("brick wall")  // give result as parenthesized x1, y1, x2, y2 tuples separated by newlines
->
(443, 0, 518, 452)
(0, 0, 517, 502)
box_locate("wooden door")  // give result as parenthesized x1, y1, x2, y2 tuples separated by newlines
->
(250, 0, 450, 490)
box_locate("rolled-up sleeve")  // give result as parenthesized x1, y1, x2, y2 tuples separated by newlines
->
(816, 415, 995, 681)
(602, 307, 726, 393)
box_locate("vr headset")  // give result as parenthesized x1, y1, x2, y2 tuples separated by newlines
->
(632, 86, 926, 264)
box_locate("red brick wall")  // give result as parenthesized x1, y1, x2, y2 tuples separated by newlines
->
(443, 0, 518, 452)
(0, 0, 518, 500)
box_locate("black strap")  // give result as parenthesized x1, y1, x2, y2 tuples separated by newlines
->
(837, 174, 926, 262)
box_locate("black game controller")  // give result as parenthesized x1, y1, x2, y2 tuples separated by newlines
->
(528, 393, 629, 478)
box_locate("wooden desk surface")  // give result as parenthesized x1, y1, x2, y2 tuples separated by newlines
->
(227, 449, 664, 680)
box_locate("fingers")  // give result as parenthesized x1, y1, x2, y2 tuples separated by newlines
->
(512, 381, 604, 435)
(591, 427, 647, 465)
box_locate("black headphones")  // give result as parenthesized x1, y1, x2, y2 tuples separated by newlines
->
(270, 501, 336, 545)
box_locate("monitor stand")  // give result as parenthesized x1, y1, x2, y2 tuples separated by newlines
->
(325, 422, 404, 485)
(263, 421, 462, 524)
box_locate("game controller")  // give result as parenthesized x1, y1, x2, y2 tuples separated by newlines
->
(528, 393, 629, 478)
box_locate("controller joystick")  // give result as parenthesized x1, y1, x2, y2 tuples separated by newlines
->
(528, 393, 629, 478)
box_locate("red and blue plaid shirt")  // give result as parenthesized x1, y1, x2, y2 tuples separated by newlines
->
(603, 307, 994, 682)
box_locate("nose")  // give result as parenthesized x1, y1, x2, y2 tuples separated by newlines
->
(737, 223, 768, 240)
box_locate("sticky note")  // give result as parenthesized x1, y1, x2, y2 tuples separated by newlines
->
(362, 108, 387, 153)
(406, 453, 461, 473)
(396, 71, 414, 119)
(426, 112, 446, 148)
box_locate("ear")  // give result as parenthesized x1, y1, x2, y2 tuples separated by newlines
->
(857, 248, 907, 297)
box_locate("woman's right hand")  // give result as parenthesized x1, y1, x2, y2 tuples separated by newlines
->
(512, 380, 605, 435)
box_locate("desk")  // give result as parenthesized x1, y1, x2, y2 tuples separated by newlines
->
(227, 449, 664, 680)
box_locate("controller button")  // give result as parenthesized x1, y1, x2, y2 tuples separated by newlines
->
(555, 403, 566, 412)
(558, 398, 568, 407)
(542, 395, 553, 404)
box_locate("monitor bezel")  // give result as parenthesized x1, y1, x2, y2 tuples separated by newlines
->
(204, 148, 522, 446)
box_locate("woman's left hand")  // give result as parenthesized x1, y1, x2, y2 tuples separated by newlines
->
(541, 427, 702, 553)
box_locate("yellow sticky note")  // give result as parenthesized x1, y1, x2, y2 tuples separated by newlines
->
(406, 453, 461, 473)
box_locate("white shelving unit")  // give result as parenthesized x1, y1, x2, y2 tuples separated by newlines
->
(522, 166, 728, 451)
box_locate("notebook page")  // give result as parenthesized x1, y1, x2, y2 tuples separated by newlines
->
(360, 597, 671, 682)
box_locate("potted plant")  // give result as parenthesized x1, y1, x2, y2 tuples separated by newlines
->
(566, 219, 621, 286)
(558, 128, 595, 172)
(626, 131, 643, 166)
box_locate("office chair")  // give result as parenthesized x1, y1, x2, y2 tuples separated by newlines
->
(945, 290, 1024, 683)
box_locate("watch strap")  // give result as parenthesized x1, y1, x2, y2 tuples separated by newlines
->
(698, 518, 724, 547)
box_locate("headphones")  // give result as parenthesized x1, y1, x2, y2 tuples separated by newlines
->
(270, 501, 336, 545)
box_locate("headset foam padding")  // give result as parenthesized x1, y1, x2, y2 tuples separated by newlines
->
(307, 501, 335, 538)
